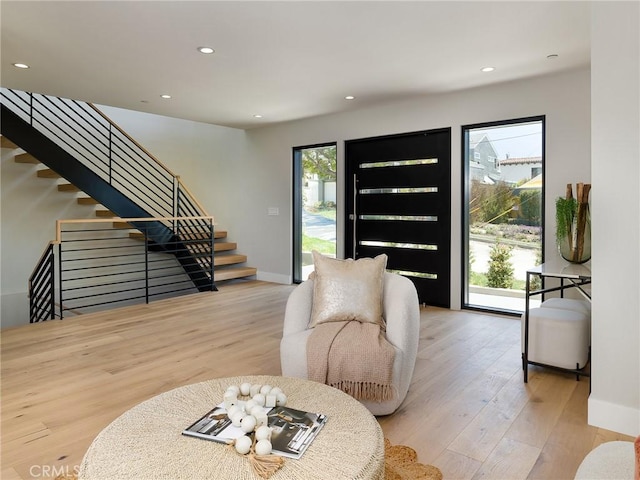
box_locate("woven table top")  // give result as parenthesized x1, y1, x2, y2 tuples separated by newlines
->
(79, 375, 385, 480)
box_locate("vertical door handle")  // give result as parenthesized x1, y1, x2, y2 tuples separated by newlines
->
(352, 174, 357, 259)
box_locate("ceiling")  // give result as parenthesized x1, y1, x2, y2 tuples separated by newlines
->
(1, 1, 591, 130)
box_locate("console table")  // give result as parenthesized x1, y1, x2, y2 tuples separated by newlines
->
(78, 375, 384, 480)
(522, 261, 591, 382)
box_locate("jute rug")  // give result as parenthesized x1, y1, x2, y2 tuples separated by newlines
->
(384, 438, 443, 480)
(57, 438, 442, 480)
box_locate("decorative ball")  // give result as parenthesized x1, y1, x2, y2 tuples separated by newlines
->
(269, 387, 283, 397)
(226, 385, 240, 396)
(254, 411, 269, 427)
(239, 382, 252, 396)
(232, 412, 246, 427)
(249, 384, 262, 397)
(235, 435, 252, 455)
(227, 405, 241, 418)
(245, 399, 257, 412)
(260, 384, 272, 395)
(250, 404, 265, 417)
(276, 393, 287, 407)
(253, 393, 266, 407)
(255, 425, 271, 441)
(240, 415, 257, 433)
(255, 439, 272, 456)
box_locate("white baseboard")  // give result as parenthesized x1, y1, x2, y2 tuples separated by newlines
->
(256, 271, 291, 285)
(588, 396, 640, 437)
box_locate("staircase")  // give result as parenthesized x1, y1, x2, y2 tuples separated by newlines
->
(1, 89, 260, 321)
(3, 138, 257, 284)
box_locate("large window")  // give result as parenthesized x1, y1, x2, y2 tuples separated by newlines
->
(293, 144, 337, 283)
(462, 117, 544, 314)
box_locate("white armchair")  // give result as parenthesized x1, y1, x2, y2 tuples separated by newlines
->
(280, 272, 420, 416)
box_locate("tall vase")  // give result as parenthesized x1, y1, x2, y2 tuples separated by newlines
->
(558, 208, 591, 263)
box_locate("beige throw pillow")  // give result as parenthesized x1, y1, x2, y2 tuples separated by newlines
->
(309, 251, 387, 329)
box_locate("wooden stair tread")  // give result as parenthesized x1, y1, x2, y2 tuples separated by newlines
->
(214, 267, 257, 282)
(95, 210, 117, 218)
(37, 168, 60, 178)
(177, 231, 225, 240)
(77, 197, 100, 205)
(214, 254, 247, 266)
(114, 221, 134, 229)
(15, 153, 39, 164)
(58, 183, 80, 192)
(0, 136, 19, 149)
(213, 242, 236, 252)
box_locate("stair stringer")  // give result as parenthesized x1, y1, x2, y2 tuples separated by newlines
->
(1, 104, 213, 292)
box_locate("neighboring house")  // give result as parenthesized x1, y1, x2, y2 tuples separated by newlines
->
(499, 156, 543, 185)
(304, 175, 337, 207)
(468, 133, 501, 184)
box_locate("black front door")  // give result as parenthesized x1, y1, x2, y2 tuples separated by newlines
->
(345, 128, 451, 307)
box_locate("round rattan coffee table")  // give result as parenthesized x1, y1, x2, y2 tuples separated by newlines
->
(79, 375, 384, 480)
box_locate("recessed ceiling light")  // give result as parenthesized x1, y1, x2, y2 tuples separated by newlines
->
(160, 94, 172, 99)
(13, 63, 29, 69)
(253, 114, 263, 119)
(345, 96, 355, 100)
(197, 47, 215, 54)
(481, 66, 495, 73)
(547, 54, 559, 60)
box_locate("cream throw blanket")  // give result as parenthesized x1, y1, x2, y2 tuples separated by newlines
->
(307, 320, 396, 402)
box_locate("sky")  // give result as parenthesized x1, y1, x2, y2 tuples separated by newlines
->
(473, 121, 543, 159)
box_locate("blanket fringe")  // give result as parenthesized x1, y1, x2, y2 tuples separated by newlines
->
(329, 380, 396, 402)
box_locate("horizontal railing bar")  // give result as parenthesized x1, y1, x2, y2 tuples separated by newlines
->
(177, 177, 210, 217)
(60, 244, 147, 252)
(61, 265, 183, 282)
(60, 257, 179, 273)
(87, 103, 176, 178)
(62, 286, 154, 301)
(109, 144, 174, 190)
(61, 252, 145, 263)
(58, 216, 214, 224)
(63, 244, 144, 253)
(31, 98, 111, 176)
(62, 278, 194, 302)
(63, 272, 190, 291)
(62, 294, 149, 310)
(31, 276, 53, 299)
(32, 285, 53, 307)
(147, 286, 199, 297)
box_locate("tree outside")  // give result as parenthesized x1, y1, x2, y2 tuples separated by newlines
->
(301, 146, 337, 259)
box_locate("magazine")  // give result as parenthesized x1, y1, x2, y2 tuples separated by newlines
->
(182, 403, 328, 459)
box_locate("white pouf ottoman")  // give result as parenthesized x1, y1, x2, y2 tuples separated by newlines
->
(540, 297, 591, 316)
(522, 306, 590, 370)
(574, 441, 636, 479)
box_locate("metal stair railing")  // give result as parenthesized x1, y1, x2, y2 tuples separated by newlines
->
(28, 242, 57, 322)
(27, 216, 215, 322)
(1, 88, 206, 220)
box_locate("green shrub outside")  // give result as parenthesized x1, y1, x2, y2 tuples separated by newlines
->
(486, 242, 515, 288)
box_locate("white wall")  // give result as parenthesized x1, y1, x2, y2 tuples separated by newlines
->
(0, 147, 99, 327)
(2, 70, 591, 319)
(244, 68, 591, 303)
(589, 2, 640, 437)
(97, 105, 248, 231)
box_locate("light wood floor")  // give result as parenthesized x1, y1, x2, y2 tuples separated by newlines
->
(1, 281, 632, 480)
